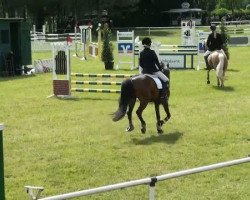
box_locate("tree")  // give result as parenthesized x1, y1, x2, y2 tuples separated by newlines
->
(216, 0, 245, 16)
(101, 23, 114, 69)
(220, 19, 230, 59)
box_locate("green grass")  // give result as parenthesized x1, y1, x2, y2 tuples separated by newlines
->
(0, 37, 250, 199)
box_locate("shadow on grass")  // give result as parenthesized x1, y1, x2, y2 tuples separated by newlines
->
(227, 69, 240, 72)
(131, 131, 183, 145)
(0, 74, 36, 82)
(212, 85, 234, 92)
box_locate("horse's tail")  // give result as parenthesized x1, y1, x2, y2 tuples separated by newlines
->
(216, 53, 225, 79)
(112, 79, 134, 122)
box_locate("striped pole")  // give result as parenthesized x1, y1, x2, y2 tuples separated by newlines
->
(72, 81, 122, 85)
(71, 73, 134, 78)
(71, 88, 121, 93)
(70, 73, 135, 95)
(0, 124, 5, 200)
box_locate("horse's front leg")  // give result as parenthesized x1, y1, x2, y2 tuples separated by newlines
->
(126, 98, 136, 132)
(207, 69, 211, 84)
(217, 77, 220, 87)
(221, 79, 224, 87)
(154, 102, 163, 134)
(136, 101, 148, 134)
(161, 98, 171, 122)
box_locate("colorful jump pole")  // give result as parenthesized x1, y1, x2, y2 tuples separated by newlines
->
(0, 123, 5, 200)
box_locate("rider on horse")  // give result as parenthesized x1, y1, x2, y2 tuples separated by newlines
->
(139, 37, 169, 99)
(204, 24, 226, 69)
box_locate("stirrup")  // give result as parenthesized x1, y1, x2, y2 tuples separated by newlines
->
(160, 94, 167, 100)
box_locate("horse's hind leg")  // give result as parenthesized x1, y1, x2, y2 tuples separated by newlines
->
(126, 98, 136, 132)
(154, 102, 163, 134)
(207, 70, 211, 84)
(217, 76, 224, 87)
(217, 77, 220, 87)
(136, 101, 148, 134)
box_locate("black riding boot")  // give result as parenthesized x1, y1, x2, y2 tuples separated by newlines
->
(160, 81, 169, 99)
(204, 55, 210, 70)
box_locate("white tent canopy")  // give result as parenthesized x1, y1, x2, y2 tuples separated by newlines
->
(162, 8, 205, 25)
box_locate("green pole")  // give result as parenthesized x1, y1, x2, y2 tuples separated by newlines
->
(0, 124, 5, 200)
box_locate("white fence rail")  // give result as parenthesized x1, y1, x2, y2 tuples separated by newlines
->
(31, 33, 80, 52)
(30, 33, 80, 41)
(26, 156, 250, 200)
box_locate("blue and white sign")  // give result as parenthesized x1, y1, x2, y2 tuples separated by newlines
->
(118, 43, 133, 54)
(116, 31, 135, 70)
(198, 31, 210, 53)
(197, 31, 210, 70)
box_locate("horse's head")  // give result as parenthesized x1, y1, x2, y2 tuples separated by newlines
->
(160, 62, 170, 80)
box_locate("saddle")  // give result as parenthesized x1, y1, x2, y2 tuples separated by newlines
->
(132, 74, 163, 89)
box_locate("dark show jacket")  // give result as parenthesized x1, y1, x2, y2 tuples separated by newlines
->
(206, 32, 223, 51)
(139, 47, 162, 74)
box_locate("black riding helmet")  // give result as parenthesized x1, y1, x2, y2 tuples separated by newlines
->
(210, 24, 216, 31)
(142, 37, 152, 46)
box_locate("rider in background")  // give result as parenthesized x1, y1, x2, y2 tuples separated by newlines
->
(204, 24, 225, 69)
(139, 37, 169, 99)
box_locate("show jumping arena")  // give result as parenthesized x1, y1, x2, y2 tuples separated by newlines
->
(1, 24, 250, 200)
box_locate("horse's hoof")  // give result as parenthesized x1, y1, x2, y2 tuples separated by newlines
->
(157, 129, 163, 134)
(141, 128, 146, 134)
(164, 115, 171, 122)
(141, 125, 146, 134)
(126, 125, 134, 132)
(207, 81, 210, 84)
(159, 120, 165, 126)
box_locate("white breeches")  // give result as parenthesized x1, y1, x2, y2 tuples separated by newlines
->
(153, 71, 169, 82)
(204, 49, 227, 59)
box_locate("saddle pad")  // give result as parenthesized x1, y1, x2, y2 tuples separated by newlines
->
(132, 74, 162, 89)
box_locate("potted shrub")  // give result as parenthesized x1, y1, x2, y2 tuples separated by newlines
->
(101, 23, 114, 70)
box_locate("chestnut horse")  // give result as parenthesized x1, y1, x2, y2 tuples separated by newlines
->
(207, 50, 228, 87)
(112, 68, 170, 134)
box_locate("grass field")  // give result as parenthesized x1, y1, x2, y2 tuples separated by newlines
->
(0, 32, 250, 199)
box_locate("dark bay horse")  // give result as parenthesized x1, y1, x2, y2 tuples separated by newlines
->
(207, 50, 228, 87)
(112, 68, 171, 134)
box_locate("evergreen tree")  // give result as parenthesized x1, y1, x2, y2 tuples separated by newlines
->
(101, 24, 114, 63)
(220, 19, 230, 60)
